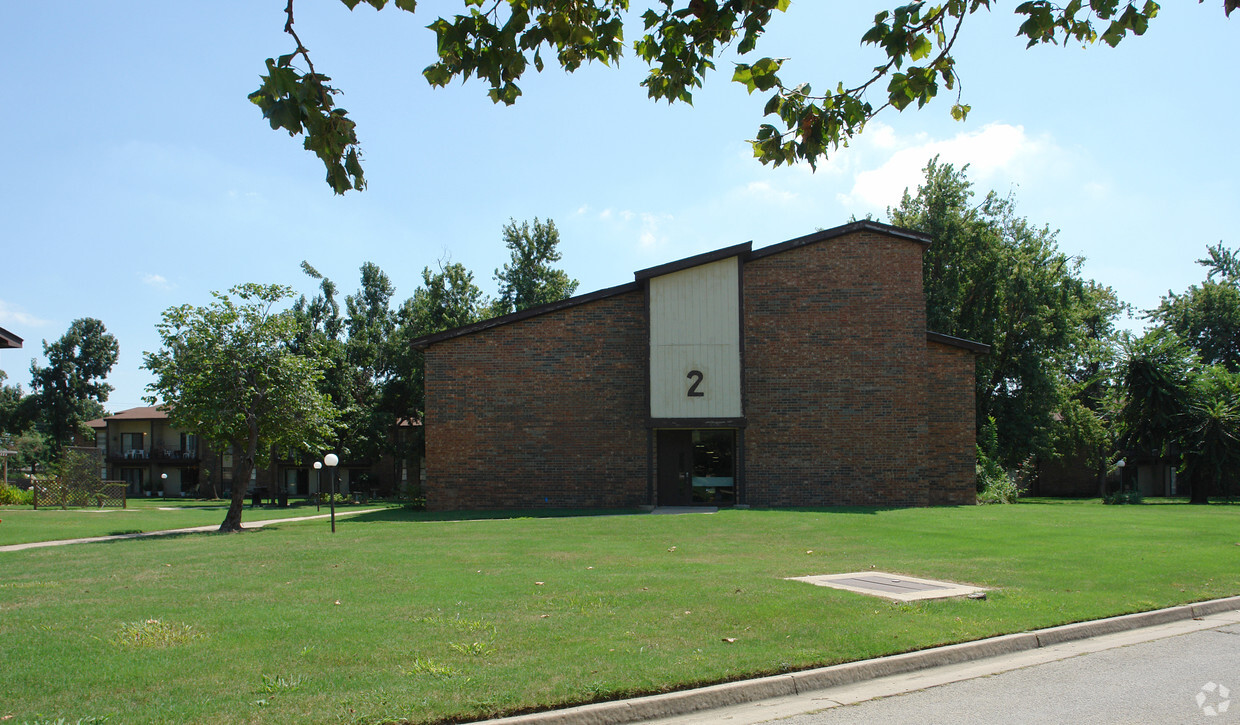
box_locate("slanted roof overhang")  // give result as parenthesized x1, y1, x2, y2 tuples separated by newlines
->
(747, 220, 931, 262)
(411, 220, 934, 350)
(633, 241, 752, 281)
(410, 281, 641, 350)
(927, 331, 991, 354)
(0, 326, 23, 349)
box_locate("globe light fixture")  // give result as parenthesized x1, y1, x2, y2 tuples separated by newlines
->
(313, 461, 323, 511)
(323, 453, 339, 532)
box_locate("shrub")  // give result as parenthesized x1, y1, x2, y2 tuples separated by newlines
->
(0, 482, 33, 505)
(976, 447, 1026, 504)
(1104, 490, 1144, 505)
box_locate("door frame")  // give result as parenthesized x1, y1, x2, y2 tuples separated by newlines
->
(650, 425, 745, 507)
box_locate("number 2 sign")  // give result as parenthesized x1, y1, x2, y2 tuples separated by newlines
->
(686, 370, 704, 397)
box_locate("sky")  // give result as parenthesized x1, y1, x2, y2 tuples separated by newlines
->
(1, 1, 1235, 413)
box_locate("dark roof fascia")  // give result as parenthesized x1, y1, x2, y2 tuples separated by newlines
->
(410, 280, 643, 350)
(0, 325, 22, 349)
(411, 222, 932, 351)
(927, 331, 991, 354)
(747, 220, 931, 263)
(633, 241, 753, 281)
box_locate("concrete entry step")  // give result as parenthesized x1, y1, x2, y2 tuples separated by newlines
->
(650, 506, 719, 515)
(787, 571, 988, 601)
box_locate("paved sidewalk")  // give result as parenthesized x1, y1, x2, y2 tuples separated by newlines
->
(482, 595, 1240, 725)
(0, 508, 385, 552)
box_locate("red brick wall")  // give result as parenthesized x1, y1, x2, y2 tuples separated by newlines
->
(742, 231, 931, 506)
(924, 340, 978, 505)
(423, 291, 648, 510)
(423, 227, 981, 511)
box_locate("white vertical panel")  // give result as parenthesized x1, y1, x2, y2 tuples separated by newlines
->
(649, 257, 741, 418)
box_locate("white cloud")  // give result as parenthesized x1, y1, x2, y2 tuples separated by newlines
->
(837, 122, 1062, 209)
(143, 274, 174, 291)
(638, 212, 671, 248)
(591, 205, 673, 249)
(0, 299, 51, 328)
(745, 180, 798, 205)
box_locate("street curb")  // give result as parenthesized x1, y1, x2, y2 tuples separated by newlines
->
(480, 595, 1240, 724)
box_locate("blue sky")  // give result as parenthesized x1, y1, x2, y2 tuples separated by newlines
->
(2, 1, 1235, 412)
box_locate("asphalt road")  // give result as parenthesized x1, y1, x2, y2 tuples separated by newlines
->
(649, 611, 1240, 725)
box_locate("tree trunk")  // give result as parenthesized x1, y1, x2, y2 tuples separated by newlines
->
(219, 460, 250, 531)
(1190, 472, 1212, 505)
(219, 419, 260, 532)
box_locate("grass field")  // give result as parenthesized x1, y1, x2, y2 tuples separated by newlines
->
(0, 499, 401, 546)
(3, 501, 1239, 724)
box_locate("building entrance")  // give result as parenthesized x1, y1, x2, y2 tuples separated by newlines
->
(656, 429, 736, 506)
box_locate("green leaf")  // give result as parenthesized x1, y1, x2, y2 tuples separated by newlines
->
(909, 34, 933, 61)
(732, 64, 756, 93)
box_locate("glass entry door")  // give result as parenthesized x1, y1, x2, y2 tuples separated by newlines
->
(656, 429, 736, 506)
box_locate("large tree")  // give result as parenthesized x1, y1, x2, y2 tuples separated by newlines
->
(250, 0, 1235, 193)
(387, 263, 487, 418)
(143, 284, 337, 532)
(1115, 329, 1196, 467)
(1114, 329, 1240, 503)
(491, 218, 579, 316)
(0, 371, 30, 439)
(889, 159, 1125, 470)
(1125, 242, 1240, 502)
(1148, 242, 1240, 372)
(294, 262, 406, 473)
(1179, 364, 1240, 502)
(382, 262, 490, 496)
(341, 263, 398, 465)
(28, 318, 118, 454)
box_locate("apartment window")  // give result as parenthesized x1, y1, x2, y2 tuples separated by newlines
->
(121, 432, 144, 458)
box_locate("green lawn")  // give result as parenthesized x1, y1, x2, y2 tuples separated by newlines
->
(0, 499, 400, 545)
(3, 502, 1239, 724)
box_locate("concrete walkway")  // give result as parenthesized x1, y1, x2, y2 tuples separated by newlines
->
(0, 508, 385, 552)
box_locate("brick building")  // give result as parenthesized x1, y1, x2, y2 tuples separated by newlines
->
(412, 221, 987, 511)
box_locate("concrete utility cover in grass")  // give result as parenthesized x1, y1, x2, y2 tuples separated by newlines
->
(787, 572, 987, 602)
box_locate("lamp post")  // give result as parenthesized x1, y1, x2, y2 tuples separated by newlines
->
(160, 472, 168, 500)
(313, 461, 322, 511)
(1116, 458, 1127, 492)
(323, 453, 339, 533)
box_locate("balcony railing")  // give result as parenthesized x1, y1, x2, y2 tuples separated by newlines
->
(107, 449, 201, 464)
